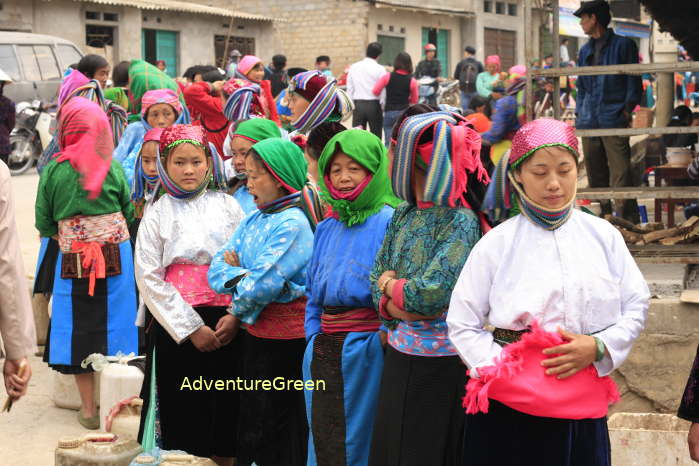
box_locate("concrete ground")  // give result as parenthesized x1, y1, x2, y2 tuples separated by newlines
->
(0, 171, 691, 465)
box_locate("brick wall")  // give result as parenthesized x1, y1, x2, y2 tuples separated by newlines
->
(189, 0, 371, 75)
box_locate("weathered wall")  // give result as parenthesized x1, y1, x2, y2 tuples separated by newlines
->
(0, 0, 33, 31)
(200, 0, 369, 76)
(610, 298, 699, 415)
(471, 0, 525, 66)
(366, 7, 464, 77)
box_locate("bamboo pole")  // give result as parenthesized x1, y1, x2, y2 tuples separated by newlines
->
(524, 0, 534, 121)
(552, 0, 561, 120)
(222, 13, 236, 69)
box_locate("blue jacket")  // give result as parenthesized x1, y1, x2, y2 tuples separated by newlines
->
(576, 29, 642, 129)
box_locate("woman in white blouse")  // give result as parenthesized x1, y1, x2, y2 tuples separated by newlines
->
(447, 118, 649, 466)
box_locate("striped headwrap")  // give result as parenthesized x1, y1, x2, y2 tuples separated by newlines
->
(156, 124, 227, 200)
(131, 127, 164, 203)
(482, 118, 579, 229)
(223, 81, 263, 121)
(59, 76, 128, 146)
(289, 71, 354, 134)
(392, 111, 488, 208)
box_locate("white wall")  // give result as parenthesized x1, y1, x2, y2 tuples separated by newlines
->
(367, 6, 464, 77)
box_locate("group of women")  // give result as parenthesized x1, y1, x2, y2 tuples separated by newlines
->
(34, 52, 650, 466)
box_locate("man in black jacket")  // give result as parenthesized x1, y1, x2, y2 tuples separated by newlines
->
(453, 46, 483, 113)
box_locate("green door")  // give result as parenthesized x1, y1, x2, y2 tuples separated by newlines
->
(141, 29, 178, 77)
(156, 30, 177, 78)
(377, 35, 405, 68)
(421, 28, 449, 77)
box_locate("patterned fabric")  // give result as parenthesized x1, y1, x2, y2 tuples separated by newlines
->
(163, 264, 231, 308)
(245, 298, 307, 339)
(131, 127, 163, 203)
(141, 89, 182, 117)
(393, 111, 488, 208)
(289, 71, 354, 134)
(370, 204, 481, 356)
(57, 69, 89, 108)
(318, 129, 400, 226)
(679, 344, 699, 423)
(128, 60, 184, 118)
(208, 206, 314, 326)
(103, 87, 130, 113)
(55, 97, 114, 199)
(57, 211, 130, 252)
(223, 81, 263, 121)
(35, 158, 134, 238)
(156, 124, 227, 199)
(482, 118, 579, 229)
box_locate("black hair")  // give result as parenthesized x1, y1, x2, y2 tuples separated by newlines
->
(670, 105, 693, 126)
(464, 46, 476, 55)
(315, 55, 331, 64)
(112, 61, 130, 87)
(272, 54, 287, 69)
(366, 42, 383, 59)
(592, 9, 612, 28)
(77, 54, 109, 79)
(468, 95, 492, 118)
(390, 104, 440, 142)
(693, 112, 699, 121)
(201, 69, 226, 83)
(183, 65, 217, 81)
(287, 67, 308, 79)
(393, 52, 413, 74)
(561, 38, 570, 44)
(306, 122, 346, 161)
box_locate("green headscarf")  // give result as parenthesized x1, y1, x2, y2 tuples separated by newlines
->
(252, 138, 324, 230)
(233, 118, 281, 143)
(127, 60, 184, 121)
(252, 138, 308, 192)
(319, 129, 401, 226)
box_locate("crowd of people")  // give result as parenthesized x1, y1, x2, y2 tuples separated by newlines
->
(1, 0, 699, 465)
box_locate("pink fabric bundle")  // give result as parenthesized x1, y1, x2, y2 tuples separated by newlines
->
(55, 97, 114, 199)
(57, 70, 90, 108)
(164, 264, 232, 308)
(141, 89, 182, 117)
(463, 322, 620, 420)
(508, 65, 527, 78)
(509, 118, 578, 166)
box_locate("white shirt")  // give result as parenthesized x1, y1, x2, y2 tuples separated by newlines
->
(446, 210, 649, 377)
(560, 44, 571, 63)
(347, 57, 386, 101)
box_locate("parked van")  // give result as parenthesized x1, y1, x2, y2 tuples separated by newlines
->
(0, 32, 83, 103)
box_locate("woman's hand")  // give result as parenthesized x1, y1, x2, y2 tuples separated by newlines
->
(386, 299, 439, 322)
(223, 250, 240, 267)
(3, 358, 31, 401)
(541, 328, 597, 379)
(214, 314, 240, 346)
(189, 326, 222, 352)
(689, 423, 699, 462)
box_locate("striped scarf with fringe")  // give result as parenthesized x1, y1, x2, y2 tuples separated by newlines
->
(289, 71, 353, 134)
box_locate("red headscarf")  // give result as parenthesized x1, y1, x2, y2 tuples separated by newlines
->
(55, 97, 114, 199)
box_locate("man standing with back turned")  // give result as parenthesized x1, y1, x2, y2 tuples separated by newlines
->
(575, 0, 642, 223)
(347, 42, 385, 138)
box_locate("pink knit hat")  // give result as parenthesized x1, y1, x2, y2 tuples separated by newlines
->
(237, 55, 262, 77)
(485, 55, 501, 66)
(509, 118, 578, 166)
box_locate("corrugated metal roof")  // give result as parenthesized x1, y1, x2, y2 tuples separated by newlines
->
(74, 0, 276, 20)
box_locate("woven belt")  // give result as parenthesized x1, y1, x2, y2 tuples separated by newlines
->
(492, 328, 530, 346)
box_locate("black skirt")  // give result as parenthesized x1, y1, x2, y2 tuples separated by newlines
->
(237, 331, 308, 466)
(138, 306, 242, 458)
(463, 400, 611, 466)
(369, 346, 467, 466)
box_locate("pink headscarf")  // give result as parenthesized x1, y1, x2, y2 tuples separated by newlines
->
(143, 127, 165, 144)
(141, 89, 182, 117)
(55, 97, 114, 199)
(237, 55, 262, 77)
(508, 65, 527, 78)
(485, 55, 501, 72)
(509, 118, 578, 165)
(57, 69, 90, 108)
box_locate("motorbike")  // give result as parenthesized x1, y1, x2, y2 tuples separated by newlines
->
(417, 77, 462, 111)
(9, 99, 54, 176)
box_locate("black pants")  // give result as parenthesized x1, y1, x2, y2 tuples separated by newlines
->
(352, 100, 384, 139)
(582, 135, 640, 223)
